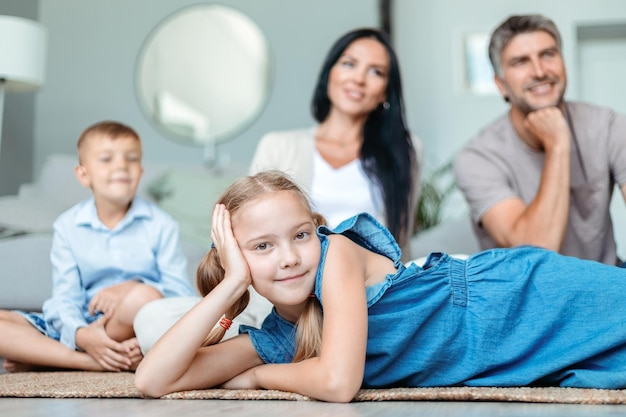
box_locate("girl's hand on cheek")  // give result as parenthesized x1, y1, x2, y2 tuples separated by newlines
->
(211, 204, 252, 288)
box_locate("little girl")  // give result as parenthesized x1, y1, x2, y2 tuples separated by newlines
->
(135, 170, 626, 402)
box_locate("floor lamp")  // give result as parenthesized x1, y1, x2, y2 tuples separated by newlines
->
(0, 15, 46, 160)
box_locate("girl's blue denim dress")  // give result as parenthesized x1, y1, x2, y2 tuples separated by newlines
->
(242, 213, 626, 389)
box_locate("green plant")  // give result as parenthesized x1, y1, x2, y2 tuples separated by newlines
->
(413, 160, 456, 234)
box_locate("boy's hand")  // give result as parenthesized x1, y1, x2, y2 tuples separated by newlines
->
(89, 281, 140, 316)
(121, 337, 144, 370)
(75, 310, 137, 371)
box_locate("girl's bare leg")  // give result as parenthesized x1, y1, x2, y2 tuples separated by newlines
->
(0, 310, 103, 373)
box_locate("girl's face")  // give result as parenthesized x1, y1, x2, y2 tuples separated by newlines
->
(327, 37, 389, 119)
(232, 191, 321, 322)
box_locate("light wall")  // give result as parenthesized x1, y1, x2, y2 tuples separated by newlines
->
(31, 0, 378, 182)
(4, 1, 626, 201)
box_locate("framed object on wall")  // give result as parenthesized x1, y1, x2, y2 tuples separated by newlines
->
(463, 33, 497, 95)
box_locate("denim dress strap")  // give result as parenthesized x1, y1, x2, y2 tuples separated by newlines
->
(314, 213, 403, 302)
(317, 213, 402, 262)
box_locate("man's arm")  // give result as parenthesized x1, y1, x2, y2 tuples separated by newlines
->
(481, 107, 571, 250)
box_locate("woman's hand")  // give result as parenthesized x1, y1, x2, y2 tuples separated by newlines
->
(211, 204, 251, 288)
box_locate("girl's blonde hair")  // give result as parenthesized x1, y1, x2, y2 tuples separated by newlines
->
(197, 170, 326, 362)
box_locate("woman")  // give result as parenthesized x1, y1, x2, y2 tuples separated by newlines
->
(249, 28, 421, 260)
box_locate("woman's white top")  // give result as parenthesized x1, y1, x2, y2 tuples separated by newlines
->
(310, 149, 384, 228)
(248, 126, 423, 260)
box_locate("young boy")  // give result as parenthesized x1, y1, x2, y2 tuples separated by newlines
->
(0, 121, 196, 372)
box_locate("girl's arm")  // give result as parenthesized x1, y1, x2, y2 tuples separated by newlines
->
(135, 204, 263, 397)
(134, 278, 263, 397)
(249, 235, 369, 402)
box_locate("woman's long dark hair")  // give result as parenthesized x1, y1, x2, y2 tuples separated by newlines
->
(311, 28, 417, 247)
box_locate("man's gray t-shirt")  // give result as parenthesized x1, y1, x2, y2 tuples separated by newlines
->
(454, 101, 626, 265)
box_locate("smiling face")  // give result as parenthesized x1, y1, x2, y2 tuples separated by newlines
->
(231, 190, 321, 321)
(495, 30, 567, 115)
(75, 134, 143, 208)
(326, 37, 389, 120)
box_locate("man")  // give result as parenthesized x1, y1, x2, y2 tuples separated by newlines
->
(454, 14, 626, 265)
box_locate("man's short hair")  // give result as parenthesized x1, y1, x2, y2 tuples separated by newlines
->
(488, 14, 562, 77)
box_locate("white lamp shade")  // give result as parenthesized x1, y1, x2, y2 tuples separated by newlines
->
(0, 15, 46, 92)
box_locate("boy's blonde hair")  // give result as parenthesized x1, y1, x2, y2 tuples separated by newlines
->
(77, 121, 141, 163)
(197, 170, 326, 362)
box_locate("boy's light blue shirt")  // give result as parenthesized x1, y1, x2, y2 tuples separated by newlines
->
(42, 197, 196, 349)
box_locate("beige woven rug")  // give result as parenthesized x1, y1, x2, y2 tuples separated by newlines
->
(2, 371, 626, 403)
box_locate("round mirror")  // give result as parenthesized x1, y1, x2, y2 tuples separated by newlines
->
(136, 4, 272, 148)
